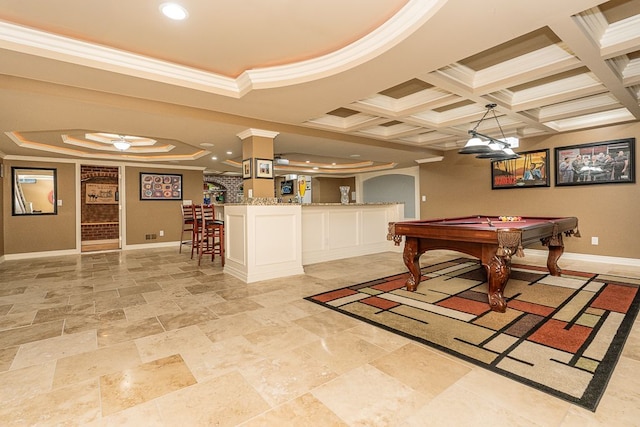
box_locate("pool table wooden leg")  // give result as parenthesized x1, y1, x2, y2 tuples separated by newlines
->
(546, 245, 564, 276)
(542, 233, 565, 276)
(485, 254, 510, 313)
(403, 237, 421, 292)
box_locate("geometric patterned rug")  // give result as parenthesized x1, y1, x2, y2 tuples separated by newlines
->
(305, 258, 640, 411)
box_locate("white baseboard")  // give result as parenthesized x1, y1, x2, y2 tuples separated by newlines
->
(524, 249, 640, 267)
(1, 241, 180, 261)
(1, 244, 638, 269)
(122, 241, 180, 251)
(3, 248, 79, 261)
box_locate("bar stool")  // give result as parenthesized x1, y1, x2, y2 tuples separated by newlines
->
(198, 204, 225, 266)
(191, 204, 203, 259)
(179, 204, 196, 257)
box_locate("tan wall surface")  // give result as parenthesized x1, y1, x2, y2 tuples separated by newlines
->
(241, 136, 275, 198)
(2, 160, 76, 254)
(313, 177, 356, 203)
(419, 122, 640, 259)
(125, 167, 203, 245)
(0, 161, 4, 256)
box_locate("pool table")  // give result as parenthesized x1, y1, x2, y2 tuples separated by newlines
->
(387, 215, 580, 312)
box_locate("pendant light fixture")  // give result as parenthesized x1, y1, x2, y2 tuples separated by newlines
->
(459, 103, 519, 160)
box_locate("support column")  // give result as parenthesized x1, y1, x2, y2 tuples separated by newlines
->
(237, 128, 279, 198)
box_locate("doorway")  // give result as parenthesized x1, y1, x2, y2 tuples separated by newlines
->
(80, 165, 121, 252)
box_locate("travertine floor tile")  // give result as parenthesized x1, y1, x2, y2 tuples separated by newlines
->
(0, 319, 63, 348)
(11, 329, 97, 369)
(246, 301, 311, 326)
(198, 312, 265, 343)
(0, 310, 36, 331)
(0, 360, 55, 405)
(84, 400, 164, 427)
(0, 248, 638, 425)
(0, 346, 18, 372)
(33, 303, 97, 325)
(53, 340, 142, 388)
(298, 330, 388, 374)
(209, 297, 265, 316)
(452, 366, 571, 425)
(156, 371, 270, 426)
(240, 348, 338, 406)
(63, 308, 126, 335)
(0, 378, 101, 426)
(243, 323, 321, 358)
(370, 343, 472, 399)
(294, 308, 364, 337)
(311, 364, 430, 426)
(122, 298, 182, 322)
(97, 316, 164, 347)
(100, 354, 197, 416)
(346, 321, 410, 352)
(196, 335, 265, 381)
(241, 393, 348, 426)
(403, 383, 541, 427)
(134, 324, 214, 363)
(156, 306, 219, 330)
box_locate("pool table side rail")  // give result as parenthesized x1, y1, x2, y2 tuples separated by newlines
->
(387, 216, 579, 248)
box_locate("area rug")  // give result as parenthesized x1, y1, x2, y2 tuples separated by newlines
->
(304, 258, 640, 411)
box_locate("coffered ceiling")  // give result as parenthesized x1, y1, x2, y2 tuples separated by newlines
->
(0, 0, 639, 176)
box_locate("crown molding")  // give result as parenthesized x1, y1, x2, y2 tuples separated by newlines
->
(236, 129, 280, 140)
(0, 0, 446, 97)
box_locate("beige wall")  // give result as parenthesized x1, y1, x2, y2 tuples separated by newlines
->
(2, 160, 76, 254)
(419, 122, 640, 259)
(125, 167, 203, 245)
(242, 136, 275, 198)
(0, 161, 4, 256)
(312, 177, 356, 203)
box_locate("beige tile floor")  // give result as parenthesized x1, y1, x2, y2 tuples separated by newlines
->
(0, 248, 638, 426)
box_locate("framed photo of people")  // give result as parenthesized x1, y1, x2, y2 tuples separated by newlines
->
(555, 138, 635, 186)
(491, 149, 550, 189)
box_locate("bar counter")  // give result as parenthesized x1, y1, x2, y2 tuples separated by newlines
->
(219, 201, 404, 283)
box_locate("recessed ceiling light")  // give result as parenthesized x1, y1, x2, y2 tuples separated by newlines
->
(312, 167, 319, 170)
(226, 151, 232, 155)
(350, 154, 361, 158)
(211, 156, 218, 160)
(160, 3, 188, 20)
(305, 160, 310, 163)
(200, 142, 214, 147)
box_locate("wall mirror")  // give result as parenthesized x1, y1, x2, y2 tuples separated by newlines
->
(12, 167, 58, 215)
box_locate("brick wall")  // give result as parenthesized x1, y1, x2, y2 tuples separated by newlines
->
(81, 165, 119, 241)
(204, 175, 243, 203)
(81, 223, 120, 240)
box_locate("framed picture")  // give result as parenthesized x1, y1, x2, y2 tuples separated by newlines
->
(140, 173, 182, 200)
(255, 158, 273, 179)
(491, 149, 550, 189)
(242, 159, 252, 179)
(555, 138, 635, 186)
(85, 183, 118, 204)
(280, 179, 294, 195)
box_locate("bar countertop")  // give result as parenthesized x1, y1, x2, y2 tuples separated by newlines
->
(219, 198, 402, 206)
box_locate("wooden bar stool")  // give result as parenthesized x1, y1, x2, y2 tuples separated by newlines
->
(179, 203, 197, 258)
(191, 204, 203, 259)
(198, 204, 224, 266)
